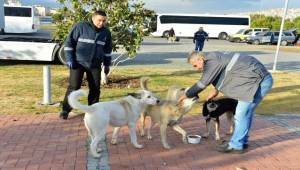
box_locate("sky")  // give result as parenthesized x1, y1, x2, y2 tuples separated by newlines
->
(19, 0, 300, 14)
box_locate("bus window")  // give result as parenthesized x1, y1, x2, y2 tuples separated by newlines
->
(160, 15, 249, 25)
(4, 6, 32, 17)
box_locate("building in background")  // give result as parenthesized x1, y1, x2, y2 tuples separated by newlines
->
(4, 0, 21, 6)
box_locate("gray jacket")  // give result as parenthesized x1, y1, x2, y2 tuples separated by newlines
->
(186, 52, 270, 102)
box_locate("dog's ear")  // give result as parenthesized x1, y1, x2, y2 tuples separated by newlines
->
(128, 92, 142, 99)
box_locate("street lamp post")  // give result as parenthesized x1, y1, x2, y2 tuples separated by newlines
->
(272, 0, 289, 72)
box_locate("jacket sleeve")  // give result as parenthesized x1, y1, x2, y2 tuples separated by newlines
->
(186, 59, 224, 98)
(205, 31, 209, 38)
(64, 24, 80, 63)
(103, 30, 112, 66)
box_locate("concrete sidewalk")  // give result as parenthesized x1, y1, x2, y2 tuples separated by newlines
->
(0, 114, 300, 170)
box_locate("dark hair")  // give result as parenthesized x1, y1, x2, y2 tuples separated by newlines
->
(93, 10, 107, 17)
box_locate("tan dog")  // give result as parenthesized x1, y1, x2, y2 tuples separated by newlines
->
(140, 79, 198, 149)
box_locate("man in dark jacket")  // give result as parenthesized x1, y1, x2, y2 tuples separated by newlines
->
(179, 51, 273, 153)
(193, 27, 208, 51)
(59, 10, 112, 119)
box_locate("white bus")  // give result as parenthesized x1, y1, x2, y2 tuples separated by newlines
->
(4, 5, 37, 33)
(151, 13, 250, 40)
(0, 0, 4, 34)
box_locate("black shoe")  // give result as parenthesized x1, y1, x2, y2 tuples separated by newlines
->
(59, 111, 69, 120)
(216, 144, 245, 154)
(243, 144, 249, 149)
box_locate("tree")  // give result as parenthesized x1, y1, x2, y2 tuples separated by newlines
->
(53, 0, 155, 83)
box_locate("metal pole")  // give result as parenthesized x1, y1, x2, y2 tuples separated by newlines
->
(272, 0, 289, 72)
(43, 65, 52, 105)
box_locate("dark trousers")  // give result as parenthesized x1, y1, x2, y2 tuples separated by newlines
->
(195, 40, 205, 51)
(62, 65, 101, 113)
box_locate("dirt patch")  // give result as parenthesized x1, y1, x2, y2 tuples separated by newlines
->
(56, 75, 141, 89)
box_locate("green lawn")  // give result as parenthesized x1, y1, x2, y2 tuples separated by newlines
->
(0, 64, 299, 115)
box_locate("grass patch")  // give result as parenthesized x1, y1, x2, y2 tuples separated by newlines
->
(39, 24, 57, 30)
(0, 64, 299, 115)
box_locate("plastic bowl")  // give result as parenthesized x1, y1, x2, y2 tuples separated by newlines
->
(187, 135, 202, 144)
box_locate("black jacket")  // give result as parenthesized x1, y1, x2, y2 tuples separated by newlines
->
(64, 21, 112, 69)
(193, 30, 208, 42)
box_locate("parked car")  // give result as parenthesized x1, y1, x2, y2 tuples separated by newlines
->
(246, 31, 296, 46)
(228, 28, 269, 43)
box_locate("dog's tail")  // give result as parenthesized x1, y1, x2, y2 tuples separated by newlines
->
(140, 77, 149, 90)
(68, 89, 95, 113)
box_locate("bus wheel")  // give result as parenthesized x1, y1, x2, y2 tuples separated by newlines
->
(218, 32, 228, 40)
(58, 45, 67, 65)
(162, 31, 169, 38)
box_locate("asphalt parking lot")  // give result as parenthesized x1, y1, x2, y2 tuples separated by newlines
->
(118, 37, 300, 72)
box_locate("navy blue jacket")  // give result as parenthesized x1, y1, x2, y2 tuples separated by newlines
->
(64, 21, 112, 69)
(193, 31, 208, 42)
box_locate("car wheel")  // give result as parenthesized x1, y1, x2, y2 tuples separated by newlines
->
(281, 40, 288, 46)
(253, 39, 260, 45)
(162, 31, 169, 38)
(58, 44, 67, 65)
(218, 32, 228, 40)
(234, 38, 241, 43)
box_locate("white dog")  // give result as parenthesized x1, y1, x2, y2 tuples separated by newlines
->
(68, 88, 159, 158)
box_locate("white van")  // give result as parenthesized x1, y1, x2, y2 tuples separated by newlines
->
(4, 5, 37, 33)
(228, 28, 270, 42)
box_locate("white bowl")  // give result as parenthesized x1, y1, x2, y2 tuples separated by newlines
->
(187, 135, 202, 144)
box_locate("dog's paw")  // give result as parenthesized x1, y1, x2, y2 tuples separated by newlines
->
(226, 132, 233, 135)
(111, 138, 118, 145)
(182, 136, 188, 144)
(202, 133, 209, 138)
(140, 131, 145, 137)
(147, 135, 152, 140)
(134, 144, 144, 149)
(90, 149, 101, 158)
(163, 144, 171, 149)
(215, 137, 221, 141)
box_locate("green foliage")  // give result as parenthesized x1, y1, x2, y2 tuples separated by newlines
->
(250, 14, 299, 31)
(53, 0, 155, 57)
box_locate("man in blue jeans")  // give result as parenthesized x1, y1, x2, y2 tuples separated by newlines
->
(179, 51, 273, 153)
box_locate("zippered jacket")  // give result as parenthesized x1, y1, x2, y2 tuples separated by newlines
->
(186, 52, 270, 102)
(193, 31, 208, 42)
(64, 21, 112, 69)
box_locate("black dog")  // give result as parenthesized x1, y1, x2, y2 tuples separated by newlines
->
(202, 98, 238, 140)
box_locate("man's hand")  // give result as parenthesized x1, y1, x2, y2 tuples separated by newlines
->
(67, 61, 77, 69)
(104, 66, 110, 75)
(206, 89, 219, 101)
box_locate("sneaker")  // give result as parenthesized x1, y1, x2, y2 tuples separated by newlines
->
(59, 111, 69, 120)
(216, 144, 245, 154)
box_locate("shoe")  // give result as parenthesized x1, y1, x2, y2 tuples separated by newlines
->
(59, 111, 69, 120)
(243, 144, 249, 149)
(216, 144, 245, 154)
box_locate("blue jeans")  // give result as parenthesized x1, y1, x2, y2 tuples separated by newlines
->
(229, 74, 273, 150)
(195, 41, 204, 51)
